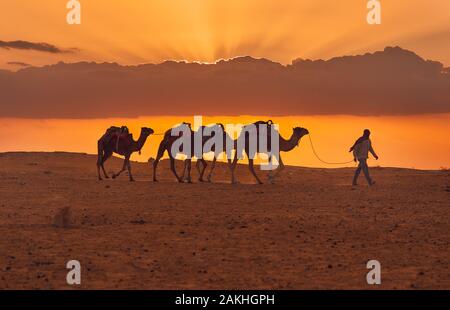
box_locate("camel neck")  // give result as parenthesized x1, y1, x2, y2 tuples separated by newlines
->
(134, 132, 149, 151)
(280, 133, 300, 152)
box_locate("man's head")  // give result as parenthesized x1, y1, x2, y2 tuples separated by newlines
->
(363, 129, 371, 137)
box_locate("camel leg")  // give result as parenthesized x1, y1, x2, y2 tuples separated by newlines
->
(152, 157, 160, 182)
(230, 152, 239, 184)
(198, 159, 207, 182)
(268, 155, 284, 184)
(97, 154, 103, 181)
(127, 159, 135, 182)
(267, 155, 274, 182)
(97, 143, 105, 181)
(112, 156, 128, 179)
(184, 159, 192, 183)
(101, 151, 112, 179)
(180, 159, 187, 181)
(195, 160, 202, 180)
(170, 156, 183, 183)
(248, 159, 263, 185)
(179, 162, 184, 180)
(232, 152, 239, 167)
(153, 143, 166, 182)
(226, 158, 237, 184)
(180, 159, 194, 183)
(207, 157, 217, 182)
(195, 160, 203, 181)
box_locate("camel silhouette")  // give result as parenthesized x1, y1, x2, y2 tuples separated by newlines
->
(152, 123, 231, 183)
(97, 126, 154, 181)
(152, 123, 195, 183)
(199, 123, 238, 184)
(231, 121, 309, 184)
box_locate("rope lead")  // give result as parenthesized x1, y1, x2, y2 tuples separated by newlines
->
(307, 134, 355, 165)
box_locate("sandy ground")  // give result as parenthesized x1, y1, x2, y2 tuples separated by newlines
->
(0, 152, 448, 289)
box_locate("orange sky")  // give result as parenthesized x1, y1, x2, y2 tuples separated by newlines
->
(1, 115, 449, 170)
(1, 0, 450, 69)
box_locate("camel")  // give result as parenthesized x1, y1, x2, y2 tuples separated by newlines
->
(231, 121, 309, 184)
(97, 126, 154, 181)
(199, 123, 238, 184)
(152, 123, 230, 183)
(152, 123, 196, 183)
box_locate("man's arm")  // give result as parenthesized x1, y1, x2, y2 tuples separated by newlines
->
(369, 140, 379, 160)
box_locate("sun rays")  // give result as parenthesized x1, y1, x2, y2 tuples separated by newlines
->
(1, 1, 450, 69)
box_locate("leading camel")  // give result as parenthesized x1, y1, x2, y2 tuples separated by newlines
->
(232, 121, 309, 184)
(97, 126, 154, 181)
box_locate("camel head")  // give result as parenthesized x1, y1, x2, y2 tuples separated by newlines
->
(293, 127, 309, 139)
(141, 127, 155, 137)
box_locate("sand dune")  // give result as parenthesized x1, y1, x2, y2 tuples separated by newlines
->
(0, 152, 448, 289)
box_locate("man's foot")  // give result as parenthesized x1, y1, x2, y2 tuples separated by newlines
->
(352, 182, 358, 186)
(369, 180, 376, 186)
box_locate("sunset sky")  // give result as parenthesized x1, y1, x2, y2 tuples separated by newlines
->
(1, 115, 450, 170)
(1, 0, 450, 69)
(1, 1, 449, 169)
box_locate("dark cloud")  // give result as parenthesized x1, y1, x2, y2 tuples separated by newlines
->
(0, 40, 75, 54)
(7, 61, 31, 67)
(0, 46, 448, 118)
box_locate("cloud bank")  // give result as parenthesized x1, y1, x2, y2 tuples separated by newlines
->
(0, 47, 449, 118)
(0, 40, 73, 54)
(6, 61, 31, 67)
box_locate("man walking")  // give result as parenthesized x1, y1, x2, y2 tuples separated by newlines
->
(349, 129, 379, 186)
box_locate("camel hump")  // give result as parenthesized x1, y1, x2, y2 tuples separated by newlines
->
(106, 126, 121, 133)
(252, 120, 273, 126)
(105, 125, 128, 136)
(164, 123, 192, 138)
(99, 126, 120, 142)
(100, 126, 131, 145)
(240, 120, 278, 139)
(244, 120, 273, 130)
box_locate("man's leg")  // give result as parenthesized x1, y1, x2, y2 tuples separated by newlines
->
(360, 159, 374, 185)
(353, 160, 362, 185)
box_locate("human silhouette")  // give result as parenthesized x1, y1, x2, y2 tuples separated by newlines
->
(349, 129, 379, 186)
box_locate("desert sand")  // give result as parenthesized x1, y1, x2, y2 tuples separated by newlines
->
(0, 152, 448, 289)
